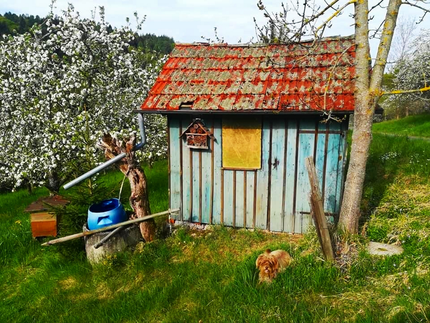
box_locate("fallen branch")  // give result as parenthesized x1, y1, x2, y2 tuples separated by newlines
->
(41, 209, 179, 247)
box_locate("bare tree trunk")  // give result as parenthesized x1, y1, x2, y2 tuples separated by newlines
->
(338, 112, 373, 233)
(339, 0, 401, 233)
(99, 134, 155, 242)
(338, 0, 371, 233)
(125, 163, 156, 242)
(46, 170, 62, 196)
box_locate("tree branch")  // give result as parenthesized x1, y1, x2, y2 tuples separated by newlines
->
(314, 0, 356, 38)
(369, 0, 402, 97)
(402, 0, 430, 23)
(303, 0, 343, 26)
(369, 0, 385, 13)
(382, 85, 430, 95)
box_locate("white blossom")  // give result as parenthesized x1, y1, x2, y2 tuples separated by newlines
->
(0, 5, 167, 191)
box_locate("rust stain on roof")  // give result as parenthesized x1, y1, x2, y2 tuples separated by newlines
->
(141, 36, 356, 113)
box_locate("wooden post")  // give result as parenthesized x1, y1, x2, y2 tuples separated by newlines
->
(305, 157, 335, 261)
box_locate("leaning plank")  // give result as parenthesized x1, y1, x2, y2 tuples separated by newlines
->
(305, 157, 335, 261)
(41, 209, 180, 247)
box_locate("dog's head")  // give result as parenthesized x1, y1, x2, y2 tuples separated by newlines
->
(256, 249, 279, 279)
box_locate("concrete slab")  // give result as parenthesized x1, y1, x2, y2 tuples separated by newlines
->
(368, 241, 403, 256)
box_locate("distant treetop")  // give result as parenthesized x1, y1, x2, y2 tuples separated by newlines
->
(133, 33, 175, 55)
(0, 12, 175, 55)
(0, 12, 44, 35)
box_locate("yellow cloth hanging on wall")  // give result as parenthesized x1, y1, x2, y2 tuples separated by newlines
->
(222, 117, 262, 169)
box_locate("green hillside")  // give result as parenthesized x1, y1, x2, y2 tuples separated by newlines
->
(373, 113, 430, 138)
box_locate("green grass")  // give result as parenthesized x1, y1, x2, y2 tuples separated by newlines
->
(361, 133, 430, 217)
(372, 113, 430, 138)
(1, 140, 430, 322)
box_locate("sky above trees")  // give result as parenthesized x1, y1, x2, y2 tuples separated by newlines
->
(1, 0, 429, 54)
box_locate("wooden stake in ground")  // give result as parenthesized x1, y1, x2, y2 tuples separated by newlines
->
(305, 156, 335, 262)
(99, 133, 156, 242)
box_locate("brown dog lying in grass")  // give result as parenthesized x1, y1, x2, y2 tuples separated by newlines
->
(256, 249, 292, 283)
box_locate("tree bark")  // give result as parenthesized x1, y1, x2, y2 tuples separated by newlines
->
(339, 0, 401, 233)
(46, 170, 62, 196)
(99, 134, 155, 242)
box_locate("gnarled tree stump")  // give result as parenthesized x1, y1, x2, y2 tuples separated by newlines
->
(99, 134, 155, 242)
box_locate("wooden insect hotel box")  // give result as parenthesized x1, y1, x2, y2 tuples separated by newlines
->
(181, 118, 213, 149)
(138, 36, 357, 234)
(25, 195, 69, 238)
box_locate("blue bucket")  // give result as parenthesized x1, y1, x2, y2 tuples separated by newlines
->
(87, 198, 127, 230)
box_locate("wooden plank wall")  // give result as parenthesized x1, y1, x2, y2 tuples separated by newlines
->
(168, 115, 348, 233)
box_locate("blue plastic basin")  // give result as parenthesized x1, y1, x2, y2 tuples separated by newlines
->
(87, 198, 127, 230)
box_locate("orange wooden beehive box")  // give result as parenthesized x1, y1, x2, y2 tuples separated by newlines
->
(25, 195, 69, 238)
(30, 212, 57, 237)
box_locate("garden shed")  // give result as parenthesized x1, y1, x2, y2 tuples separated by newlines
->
(138, 36, 356, 233)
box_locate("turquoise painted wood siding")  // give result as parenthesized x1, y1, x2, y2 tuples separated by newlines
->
(168, 115, 348, 233)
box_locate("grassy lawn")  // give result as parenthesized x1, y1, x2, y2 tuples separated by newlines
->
(1, 129, 430, 322)
(372, 113, 430, 138)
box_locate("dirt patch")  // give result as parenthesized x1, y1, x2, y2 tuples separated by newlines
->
(171, 226, 302, 264)
(59, 277, 78, 290)
(96, 282, 113, 300)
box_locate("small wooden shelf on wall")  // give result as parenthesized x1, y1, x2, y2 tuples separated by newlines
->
(25, 195, 69, 238)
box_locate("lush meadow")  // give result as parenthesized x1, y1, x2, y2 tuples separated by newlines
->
(1, 124, 430, 322)
(372, 113, 430, 138)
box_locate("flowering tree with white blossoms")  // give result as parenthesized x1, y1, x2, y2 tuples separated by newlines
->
(392, 30, 430, 109)
(0, 5, 167, 193)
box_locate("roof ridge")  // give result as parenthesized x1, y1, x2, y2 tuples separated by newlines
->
(174, 35, 355, 48)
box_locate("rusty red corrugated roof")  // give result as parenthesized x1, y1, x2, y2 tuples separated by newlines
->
(140, 36, 356, 113)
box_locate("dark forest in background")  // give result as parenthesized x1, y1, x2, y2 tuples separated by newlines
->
(0, 12, 175, 54)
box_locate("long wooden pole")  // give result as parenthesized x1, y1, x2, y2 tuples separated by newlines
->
(41, 209, 179, 247)
(305, 157, 335, 261)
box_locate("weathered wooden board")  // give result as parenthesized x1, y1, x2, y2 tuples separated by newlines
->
(255, 118, 271, 229)
(169, 118, 182, 218)
(181, 116, 192, 221)
(192, 149, 200, 222)
(223, 169, 234, 226)
(201, 118, 213, 224)
(269, 119, 286, 232)
(324, 133, 341, 214)
(246, 170, 256, 228)
(296, 119, 316, 233)
(284, 119, 298, 233)
(235, 171, 245, 228)
(212, 118, 223, 224)
(315, 122, 327, 194)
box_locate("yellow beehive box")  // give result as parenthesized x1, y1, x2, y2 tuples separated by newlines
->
(30, 212, 57, 238)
